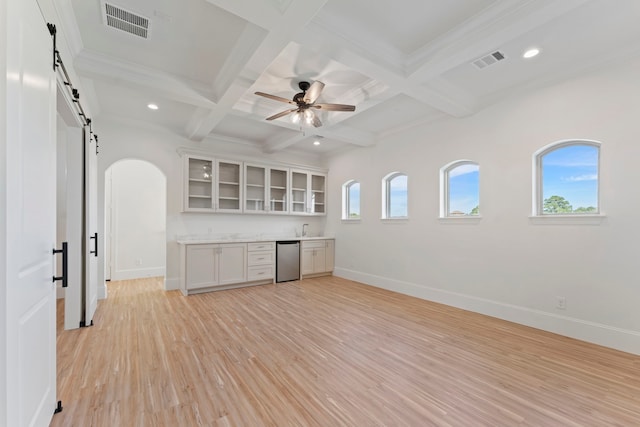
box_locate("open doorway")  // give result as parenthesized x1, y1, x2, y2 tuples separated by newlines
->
(105, 159, 167, 282)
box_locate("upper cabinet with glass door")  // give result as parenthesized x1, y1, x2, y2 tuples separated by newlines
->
(244, 164, 289, 214)
(244, 164, 267, 213)
(216, 160, 243, 213)
(290, 169, 326, 215)
(184, 155, 215, 212)
(182, 152, 324, 215)
(269, 167, 289, 214)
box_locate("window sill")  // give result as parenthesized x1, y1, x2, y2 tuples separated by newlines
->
(381, 217, 409, 223)
(529, 214, 606, 225)
(438, 216, 482, 225)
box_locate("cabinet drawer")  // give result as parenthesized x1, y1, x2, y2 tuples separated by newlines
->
(302, 240, 325, 249)
(248, 265, 274, 281)
(248, 242, 275, 252)
(248, 251, 274, 266)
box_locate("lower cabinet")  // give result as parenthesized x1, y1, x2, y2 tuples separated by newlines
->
(247, 242, 275, 281)
(179, 239, 331, 295)
(180, 241, 275, 295)
(301, 239, 334, 278)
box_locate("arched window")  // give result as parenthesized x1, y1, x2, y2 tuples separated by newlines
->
(533, 140, 600, 215)
(440, 161, 479, 217)
(342, 180, 361, 220)
(382, 172, 408, 219)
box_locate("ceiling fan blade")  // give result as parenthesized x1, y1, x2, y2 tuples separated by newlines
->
(311, 111, 322, 128)
(313, 103, 356, 112)
(303, 81, 325, 104)
(255, 92, 295, 105)
(266, 108, 297, 121)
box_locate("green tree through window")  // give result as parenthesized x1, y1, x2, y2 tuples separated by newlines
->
(539, 142, 599, 215)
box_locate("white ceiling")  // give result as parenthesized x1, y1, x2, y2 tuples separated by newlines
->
(62, 0, 640, 157)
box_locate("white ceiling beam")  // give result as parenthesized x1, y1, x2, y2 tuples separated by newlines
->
(406, 0, 591, 81)
(295, 24, 477, 118)
(74, 50, 217, 109)
(186, 0, 328, 141)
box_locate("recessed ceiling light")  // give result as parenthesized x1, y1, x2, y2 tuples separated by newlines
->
(313, 140, 321, 146)
(523, 48, 540, 59)
(147, 103, 159, 110)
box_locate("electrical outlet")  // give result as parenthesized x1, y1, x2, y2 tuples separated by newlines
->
(556, 296, 566, 310)
(136, 258, 142, 266)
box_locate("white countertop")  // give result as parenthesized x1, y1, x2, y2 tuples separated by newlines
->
(177, 235, 334, 245)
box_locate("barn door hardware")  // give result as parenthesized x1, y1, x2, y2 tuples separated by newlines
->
(52, 242, 68, 288)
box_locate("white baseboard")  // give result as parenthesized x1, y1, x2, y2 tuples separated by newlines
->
(334, 267, 640, 356)
(112, 266, 165, 281)
(165, 277, 180, 291)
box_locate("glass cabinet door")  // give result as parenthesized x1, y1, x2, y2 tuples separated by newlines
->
(269, 167, 288, 213)
(311, 173, 326, 214)
(244, 164, 267, 213)
(290, 170, 308, 214)
(186, 156, 214, 210)
(216, 160, 242, 212)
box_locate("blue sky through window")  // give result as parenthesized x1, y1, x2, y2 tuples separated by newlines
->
(389, 174, 407, 217)
(542, 144, 598, 210)
(348, 182, 360, 216)
(448, 164, 479, 215)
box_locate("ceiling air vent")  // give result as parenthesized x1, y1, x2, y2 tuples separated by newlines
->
(103, 2, 150, 39)
(472, 50, 506, 70)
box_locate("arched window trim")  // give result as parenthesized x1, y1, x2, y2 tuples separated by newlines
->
(439, 159, 479, 219)
(531, 139, 604, 223)
(381, 171, 408, 220)
(341, 179, 360, 221)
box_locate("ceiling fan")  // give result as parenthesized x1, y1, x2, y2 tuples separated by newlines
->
(255, 81, 356, 128)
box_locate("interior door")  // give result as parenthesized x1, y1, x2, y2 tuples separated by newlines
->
(3, 0, 58, 424)
(84, 127, 98, 324)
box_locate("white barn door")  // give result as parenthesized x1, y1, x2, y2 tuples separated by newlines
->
(2, 0, 58, 425)
(85, 127, 99, 324)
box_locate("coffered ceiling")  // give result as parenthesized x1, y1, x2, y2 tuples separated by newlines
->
(61, 0, 640, 156)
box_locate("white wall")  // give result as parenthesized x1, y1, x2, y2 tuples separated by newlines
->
(326, 57, 640, 355)
(95, 118, 327, 290)
(106, 159, 166, 280)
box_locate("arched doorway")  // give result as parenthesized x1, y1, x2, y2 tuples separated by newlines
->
(105, 159, 167, 282)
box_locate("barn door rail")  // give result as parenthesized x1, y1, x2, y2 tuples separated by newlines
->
(47, 22, 99, 154)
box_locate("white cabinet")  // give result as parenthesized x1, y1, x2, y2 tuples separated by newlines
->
(290, 169, 326, 215)
(182, 152, 325, 216)
(269, 167, 289, 214)
(244, 164, 289, 214)
(247, 241, 275, 281)
(184, 155, 214, 211)
(181, 243, 247, 293)
(301, 239, 334, 277)
(179, 241, 275, 295)
(216, 159, 243, 213)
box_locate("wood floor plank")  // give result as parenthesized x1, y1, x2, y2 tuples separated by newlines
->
(52, 276, 640, 426)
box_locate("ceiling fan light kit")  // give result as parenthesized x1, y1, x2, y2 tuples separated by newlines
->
(255, 81, 356, 128)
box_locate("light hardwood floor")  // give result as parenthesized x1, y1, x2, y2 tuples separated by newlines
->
(52, 276, 640, 426)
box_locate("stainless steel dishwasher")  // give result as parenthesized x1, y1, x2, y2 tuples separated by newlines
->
(276, 241, 300, 282)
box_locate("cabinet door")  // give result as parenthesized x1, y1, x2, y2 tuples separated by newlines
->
(312, 247, 327, 274)
(185, 155, 214, 211)
(186, 245, 218, 289)
(324, 240, 335, 272)
(245, 164, 267, 213)
(216, 160, 243, 213)
(290, 170, 308, 214)
(301, 246, 316, 275)
(310, 173, 326, 215)
(269, 167, 289, 214)
(218, 243, 247, 285)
